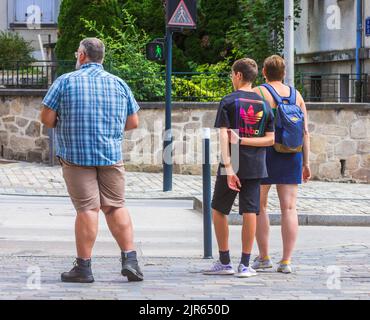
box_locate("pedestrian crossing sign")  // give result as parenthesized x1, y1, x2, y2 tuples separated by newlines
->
(167, 0, 197, 29)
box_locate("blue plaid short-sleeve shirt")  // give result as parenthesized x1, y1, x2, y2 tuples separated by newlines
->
(43, 63, 140, 166)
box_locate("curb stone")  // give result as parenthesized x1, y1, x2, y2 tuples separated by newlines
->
(193, 196, 370, 227)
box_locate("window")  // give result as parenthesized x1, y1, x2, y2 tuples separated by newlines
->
(339, 74, 350, 102)
(10, 0, 59, 26)
(310, 75, 322, 102)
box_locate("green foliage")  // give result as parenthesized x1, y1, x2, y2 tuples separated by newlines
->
(0, 31, 35, 68)
(123, 0, 165, 39)
(182, 0, 241, 66)
(227, 0, 302, 66)
(56, 0, 124, 60)
(173, 60, 233, 102)
(82, 9, 165, 101)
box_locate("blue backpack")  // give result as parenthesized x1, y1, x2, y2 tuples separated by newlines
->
(261, 83, 304, 153)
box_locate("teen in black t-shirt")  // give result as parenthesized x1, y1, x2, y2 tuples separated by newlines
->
(203, 58, 275, 278)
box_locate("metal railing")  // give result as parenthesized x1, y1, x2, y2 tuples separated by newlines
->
(0, 61, 58, 89)
(1, 61, 370, 103)
(295, 73, 370, 103)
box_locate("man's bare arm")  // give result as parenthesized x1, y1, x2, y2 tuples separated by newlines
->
(125, 113, 139, 131)
(40, 106, 57, 128)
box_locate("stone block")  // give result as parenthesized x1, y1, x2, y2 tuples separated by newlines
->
(310, 135, 326, 154)
(360, 154, 370, 169)
(9, 135, 35, 152)
(16, 117, 29, 128)
(25, 121, 41, 138)
(27, 150, 43, 163)
(352, 168, 370, 183)
(321, 125, 348, 137)
(202, 111, 217, 128)
(308, 123, 316, 133)
(2, 116, 15, 123)
(9, 99, 23, 115)
(334, 140, 357, 157)
(319, 162, 341, 180)
(309, 110, 337, 124)
(0, 130, 8, 146)
(4, 123, 19, 133)
(35, 137, 49, 150)
(336, 110, 357, 126)
(358, 141, 370, 154)
(350, 119, 367, 139)
(13, 152, 27, 161)
(345, 155, 361, 171)
(3, 147, 13, 159)
(173, 112, 190, 123)
(0, 103, 10, 117)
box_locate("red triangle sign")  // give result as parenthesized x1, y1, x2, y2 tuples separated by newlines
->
(168, 0, 195, 27)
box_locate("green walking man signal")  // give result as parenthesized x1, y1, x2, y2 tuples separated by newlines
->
(146, 40, 165, 62)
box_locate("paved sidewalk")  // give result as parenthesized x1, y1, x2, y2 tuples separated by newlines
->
(0, 161, 369, 216)
(1, 244, 369, 300)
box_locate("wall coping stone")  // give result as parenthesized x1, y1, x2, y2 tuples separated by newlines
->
(0, 89, 47, 97)
(0, 92, 369, 111)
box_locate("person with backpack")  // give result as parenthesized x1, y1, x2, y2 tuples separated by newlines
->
(252, 55, 311, 274)
(203, 58, 275, 278)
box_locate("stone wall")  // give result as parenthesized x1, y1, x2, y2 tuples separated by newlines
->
(0, 93, 369, 183)
(0, 93, 49, 163)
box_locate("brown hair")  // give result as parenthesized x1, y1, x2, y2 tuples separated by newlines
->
(232, 58, 258, 83)
(263, 55, 286, 81)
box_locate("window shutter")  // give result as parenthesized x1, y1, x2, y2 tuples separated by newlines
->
(34, 0, 54, 23)
(14, 0, 34, 23)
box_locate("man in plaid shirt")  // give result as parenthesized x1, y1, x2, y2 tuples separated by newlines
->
(41, 38, 143, 283)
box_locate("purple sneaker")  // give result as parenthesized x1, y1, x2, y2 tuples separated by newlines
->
(203, 261, 235, 275)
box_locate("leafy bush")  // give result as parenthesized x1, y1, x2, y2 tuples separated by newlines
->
(173, 60, 233, 102)
(82, 9, 165, 101)
(0, 31, 35, 69)
(227, 0, 302, 66)
(56, 0, 124, 60)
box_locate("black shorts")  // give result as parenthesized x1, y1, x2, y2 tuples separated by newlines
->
(211, 176, 261, 216)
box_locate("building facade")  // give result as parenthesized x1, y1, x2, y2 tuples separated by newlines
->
(0, 0, 61, 60)
(295, 0, 370, 102)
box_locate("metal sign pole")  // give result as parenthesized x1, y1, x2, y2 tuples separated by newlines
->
(202, 128, 213, 259)
(284, 0, 295, 86)
(163, 28, 173, 192)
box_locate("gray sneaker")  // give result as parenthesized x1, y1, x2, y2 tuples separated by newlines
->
(203, 261, 235, 275)
(252, 256, 273, 270)
(235, 264, 257, 278)
(277, 261, 293, 274)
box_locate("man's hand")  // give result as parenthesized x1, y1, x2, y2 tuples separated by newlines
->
(303, 164, 312, 183)
(228, 129, 240, 145)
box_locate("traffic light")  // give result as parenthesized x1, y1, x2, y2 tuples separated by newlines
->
(146, 40, 165, 62)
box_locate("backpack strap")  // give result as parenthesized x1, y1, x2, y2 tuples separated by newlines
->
(261, 83, 283, 105)
(288, 86, 297, 105)
(257, 86, 266, 99)
(258, 100, 268, 137)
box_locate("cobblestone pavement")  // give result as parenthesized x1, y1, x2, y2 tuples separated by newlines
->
(0, 244, 369, 300)
(0, 162, 369, 215)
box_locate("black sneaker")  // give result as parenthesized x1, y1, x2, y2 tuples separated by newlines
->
(61, 258, 95, 283)
(121, 251, 144, 282)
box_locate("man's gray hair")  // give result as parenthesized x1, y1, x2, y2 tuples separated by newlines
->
(80, 38, 105, 63)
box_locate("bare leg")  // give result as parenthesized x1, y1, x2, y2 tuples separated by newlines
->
(75, 208, 100, 260)
(241, 213, 256, 254)
(276, 184, 299, 262)
(213, 209, 229, 252)
(256, 185, 271, 259)
(102, 206, 135, 252)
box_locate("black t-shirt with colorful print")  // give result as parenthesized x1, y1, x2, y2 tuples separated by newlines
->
(214, 90, 275, 180)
